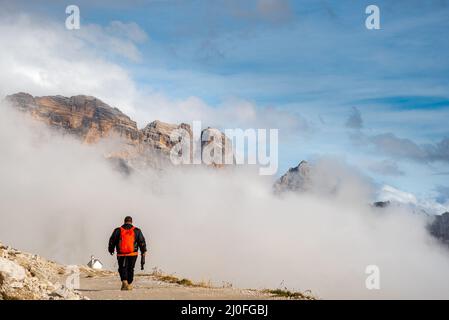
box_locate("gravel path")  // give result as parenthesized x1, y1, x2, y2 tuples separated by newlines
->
(79, 273, 276, 300)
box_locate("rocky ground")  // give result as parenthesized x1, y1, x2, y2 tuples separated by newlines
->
(0, 242, 314, 300)
(0, 242, 85, 300)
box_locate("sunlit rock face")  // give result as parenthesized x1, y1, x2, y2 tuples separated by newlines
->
(201, 127, 234, 168)
(5, 93, 233, 171)
(5, 92, 139, 144)
(140, 120, 193, 159)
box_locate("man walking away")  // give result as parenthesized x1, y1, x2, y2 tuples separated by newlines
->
(108, 216, 147, 291)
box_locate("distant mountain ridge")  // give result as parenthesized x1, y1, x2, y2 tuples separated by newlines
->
(6, 92, 139, 144)
(5, 92, 232, 170)
(273, 160, 449, 247)
(428, 212, 449, 245)
(273, 160, 311, 194)
(6, 92, 449, 248)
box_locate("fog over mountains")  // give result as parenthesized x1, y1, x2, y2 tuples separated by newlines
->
(2, 92, 449, 299)
(5, 92, 449, 238)
(5, 92, 234, 172)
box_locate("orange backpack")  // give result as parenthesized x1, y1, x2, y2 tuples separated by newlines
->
(118, 226, 138, 256)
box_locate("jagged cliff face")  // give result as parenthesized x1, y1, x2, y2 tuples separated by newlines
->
(141, 120, 193, 156)
(429, 212, 449, 245)
(201, 127, 234, 168)
(273, 160, 312, 194)
(5, 93, 139, 145)
(5, 93, 233, 170)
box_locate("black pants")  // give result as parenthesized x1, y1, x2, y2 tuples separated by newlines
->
(117, 256, 138, 284)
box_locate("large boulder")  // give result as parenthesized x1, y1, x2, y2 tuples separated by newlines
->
(0, 258, 26, 286)
(0, 242, 84, 300)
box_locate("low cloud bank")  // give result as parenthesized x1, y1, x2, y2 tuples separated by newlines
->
(1, 104, 449, 299)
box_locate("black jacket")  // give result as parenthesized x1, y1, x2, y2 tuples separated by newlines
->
(108, 223, 147, 255)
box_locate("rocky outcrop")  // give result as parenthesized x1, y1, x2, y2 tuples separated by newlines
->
(373, 201, 391, 208)
(141, 120, 192, 153)
(429, 212, 449, 246)
(5, 93, 139, 144)
(201, 127, 234, 167)
(5, 93, 234, 171)
(273, 160, 312, 194)
(0, 242, 84, 300)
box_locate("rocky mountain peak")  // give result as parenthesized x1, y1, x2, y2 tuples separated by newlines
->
(4, 92, 233, 171)
(429, 212, 449, 246)
(273, 160, 312, 194)
(139, 120, 194, 163)
(5, 93, 139, 144)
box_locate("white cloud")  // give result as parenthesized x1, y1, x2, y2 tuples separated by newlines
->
(368, 159, 404, 176)
(106, 20, 149, 43)
(0, 13, 140, 115)
(77, 21, 148, 62)
(378, 185, 449, 215)
(0, 11, 306, 135)
(2, 7, 449, 299)
(2, 104, 449, 298)
(378, 185, 418, 205)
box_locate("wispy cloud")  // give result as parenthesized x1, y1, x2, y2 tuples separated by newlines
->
(345, 107, 363, 129)
(0, 12, 144, 114)
(356, 96, 449, 110)
(76, 21, 149, 62)
(368, 159, 405, 176)
(355, 133, 449, 164)
(435, 185, 449, 205)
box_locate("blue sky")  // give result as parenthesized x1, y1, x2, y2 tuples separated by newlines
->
(1, 0, 449, 207)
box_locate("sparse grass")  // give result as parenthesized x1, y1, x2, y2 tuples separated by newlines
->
(176, 278, 194, 286)
(263, 288, 315, 300)
(147, 267, 211, 288)
(139, 267, 315, 299)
